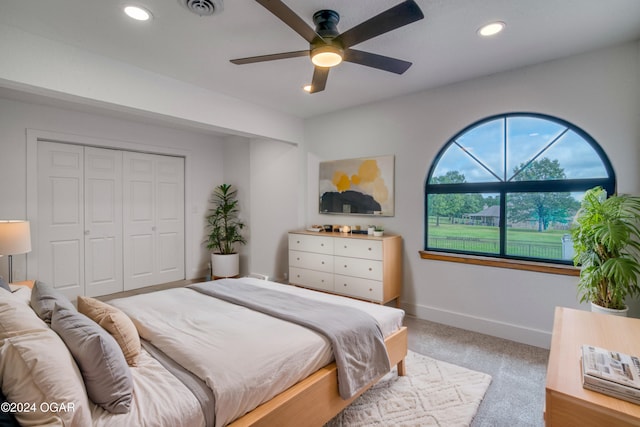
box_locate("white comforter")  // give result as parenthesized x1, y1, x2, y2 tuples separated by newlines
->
(110, 278, 404, 427)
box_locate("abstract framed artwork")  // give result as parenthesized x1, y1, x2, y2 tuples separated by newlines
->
(319, 155, 395, 216)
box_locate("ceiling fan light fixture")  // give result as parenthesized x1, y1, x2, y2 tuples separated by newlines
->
(311, 45, 343, 68)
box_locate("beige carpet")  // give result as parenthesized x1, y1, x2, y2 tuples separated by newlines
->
(326, 351, 492, 427)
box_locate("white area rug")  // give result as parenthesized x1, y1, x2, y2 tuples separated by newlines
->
(326, 351, 492, 427)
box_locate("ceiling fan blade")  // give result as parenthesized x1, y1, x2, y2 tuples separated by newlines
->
(309, 67, 330, 93)
(335, 0, 424, 48)
(230, 50, 309, 65)
(255, 0, 320, 43)
(343, 49, 412, 74)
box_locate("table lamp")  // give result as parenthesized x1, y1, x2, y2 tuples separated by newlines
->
(0, 220, 32, 283)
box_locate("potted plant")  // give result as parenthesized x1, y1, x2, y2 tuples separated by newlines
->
(571, 186, 640, 316)
(205, 183, 246, 278)
(373, 226, 384, 237)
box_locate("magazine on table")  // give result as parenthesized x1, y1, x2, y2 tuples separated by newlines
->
(581, 344, 640, 404)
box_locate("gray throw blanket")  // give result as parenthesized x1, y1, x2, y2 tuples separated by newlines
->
(189, 279, 390, 399)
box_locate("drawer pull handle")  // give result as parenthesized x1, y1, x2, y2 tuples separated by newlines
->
(369, 267, 372, 271)
(321, 261, 325, 264)
(296, 274, 300, 278)
(321, 243, 324, 247)
(369, 288, 373, 292)
(344, 245, 347, 248)
(297, 257, 300, 261)
(297, 240, 300, 244)
(343, 283, 347, 287)
(344, 265, 347, 268)
(368, 247, 372, 251)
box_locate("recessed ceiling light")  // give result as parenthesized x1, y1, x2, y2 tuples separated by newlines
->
(478, 21, 505, 37)
(124, 5, 152, 21)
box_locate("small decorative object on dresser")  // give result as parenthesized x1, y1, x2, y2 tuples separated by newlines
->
(288, 230, 402, 306)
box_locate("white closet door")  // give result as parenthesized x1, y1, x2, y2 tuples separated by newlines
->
(84, 147, 123, 297)
(155, 155, 185, 284)
(123, 152, 184, 290)
(37, 141, 85, 301)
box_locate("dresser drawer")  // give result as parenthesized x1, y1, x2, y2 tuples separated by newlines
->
(289, 250, 333, 273)
(334, 275, 383, 302)
(289, 234, 333, 255)
(334, 256, 383, 280)
(334, 238, 382, 260)
(289, 267, 334, 292)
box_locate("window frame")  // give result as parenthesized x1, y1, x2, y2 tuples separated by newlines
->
(424, 112, 616, 265)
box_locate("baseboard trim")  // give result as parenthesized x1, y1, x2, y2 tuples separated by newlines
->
(402, 302, 552, 349)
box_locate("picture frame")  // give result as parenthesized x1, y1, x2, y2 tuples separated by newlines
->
(319, 155, 394, 216)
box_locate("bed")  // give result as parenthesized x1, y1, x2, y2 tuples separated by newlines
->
(0, 277, 406, 427)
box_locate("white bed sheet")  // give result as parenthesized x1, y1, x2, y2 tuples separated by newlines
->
(110, 278, 404, 427)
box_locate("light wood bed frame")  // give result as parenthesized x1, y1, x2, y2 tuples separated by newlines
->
(229, 326, 408, 427)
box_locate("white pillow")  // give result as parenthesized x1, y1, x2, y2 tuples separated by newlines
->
(0, 288, 47, 342)
(0, 292, 93, 427)
(8, 284, 31, 305)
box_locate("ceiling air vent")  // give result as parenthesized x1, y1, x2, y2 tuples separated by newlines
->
(179, 0, 223, 16)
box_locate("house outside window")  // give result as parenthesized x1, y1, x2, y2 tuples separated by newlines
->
(425, 112, 615, 264)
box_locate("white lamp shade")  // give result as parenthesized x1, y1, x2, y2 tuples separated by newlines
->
(0, 221, 32, 255)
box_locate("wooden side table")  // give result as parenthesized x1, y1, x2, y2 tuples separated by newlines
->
(10, 280, 35, 289)
(545, 307, 640, 426)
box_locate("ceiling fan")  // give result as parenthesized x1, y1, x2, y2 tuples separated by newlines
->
(230, 0, 424, 93)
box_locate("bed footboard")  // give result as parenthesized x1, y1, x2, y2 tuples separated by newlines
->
(229, 326, 408, 427)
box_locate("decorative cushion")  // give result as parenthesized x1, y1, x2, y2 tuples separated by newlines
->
(51, 304, 133, 414)
(0, 292, 92, 426)
(30, 280, 76, 324)
(77, 296, 141, 366)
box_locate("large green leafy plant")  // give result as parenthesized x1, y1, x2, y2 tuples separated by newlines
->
(205, 184, 246, 255)
(571, 186, 640, 309)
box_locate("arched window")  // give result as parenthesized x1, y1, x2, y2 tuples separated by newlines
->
(425, 113, 615, 264)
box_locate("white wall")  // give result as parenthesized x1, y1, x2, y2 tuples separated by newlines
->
(248, 138, 299, 282)
(0, 96, 225, 283)
(0, 23, 304, 145)
(206, 135, 300, 282)
(303, 41, 640, 348)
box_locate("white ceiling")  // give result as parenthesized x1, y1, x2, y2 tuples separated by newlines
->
(0, 0, 639, 119)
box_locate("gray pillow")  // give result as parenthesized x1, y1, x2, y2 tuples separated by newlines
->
(51, 304, 133, 414)
(30, 280, 76, 324)
(0, 276, 10, 292)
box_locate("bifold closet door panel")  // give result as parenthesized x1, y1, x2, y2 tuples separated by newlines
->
(123, 152, 184, 291)
(84, 147, 123, 297)
(123, 152, 156, 290)
(37, 141, 85, 301)
(154, 155, 185, 285)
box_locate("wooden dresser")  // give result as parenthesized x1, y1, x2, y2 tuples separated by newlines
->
(545, 307, 640, 426)
(288, 231, 402, 305)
